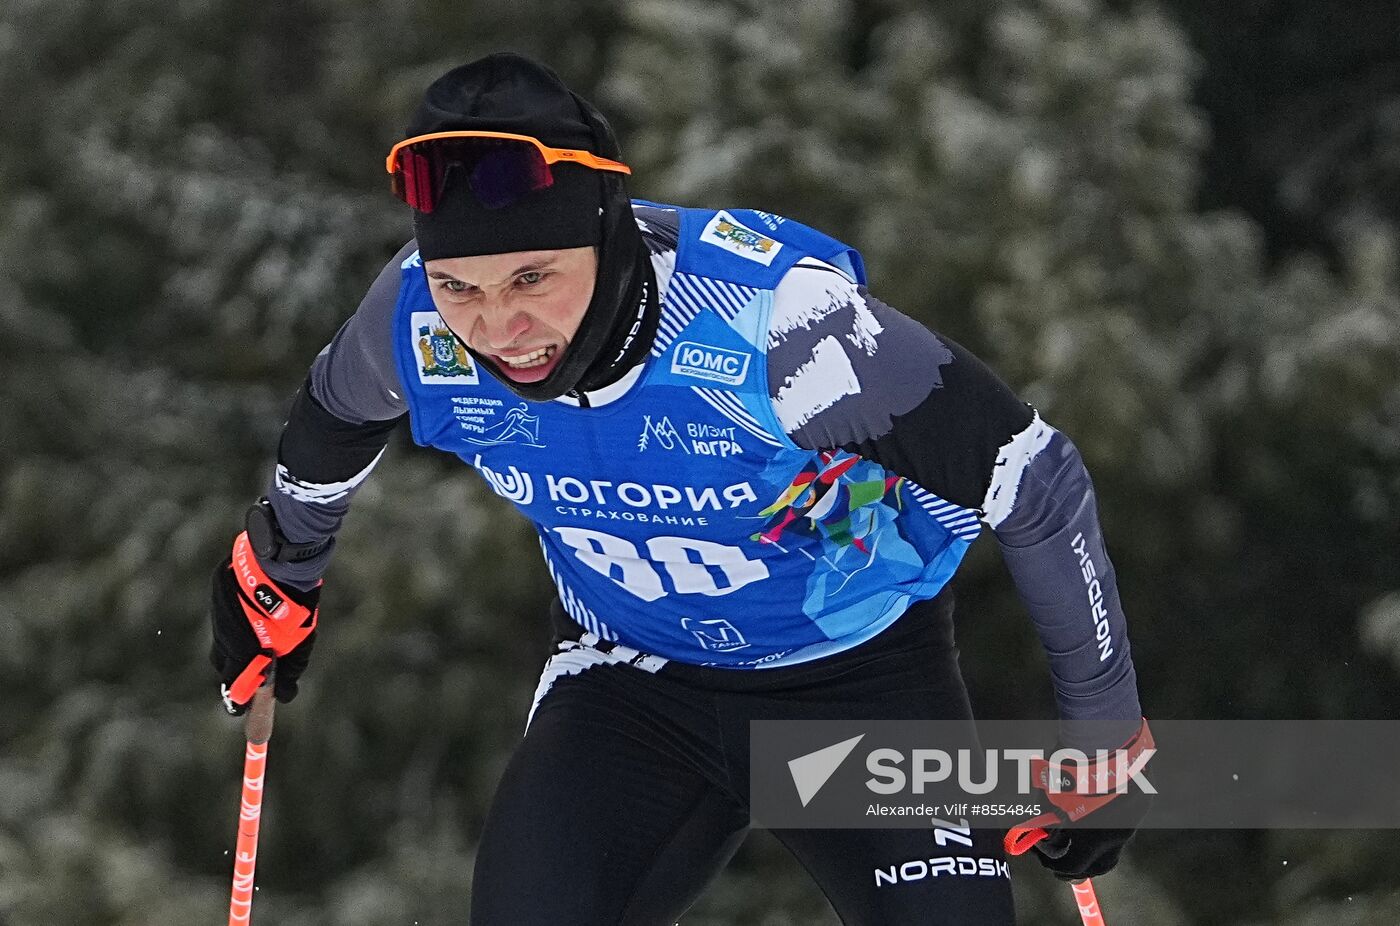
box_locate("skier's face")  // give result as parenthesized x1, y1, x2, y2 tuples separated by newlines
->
(425, 246, 597, 384)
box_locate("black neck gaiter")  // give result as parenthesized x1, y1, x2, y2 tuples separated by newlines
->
(574, 225, 658, 395)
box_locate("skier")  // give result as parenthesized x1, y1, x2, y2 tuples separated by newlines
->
(208, 53, 1150, 925)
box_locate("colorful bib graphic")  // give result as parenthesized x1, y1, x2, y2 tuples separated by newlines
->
(750, 451, 926, 622)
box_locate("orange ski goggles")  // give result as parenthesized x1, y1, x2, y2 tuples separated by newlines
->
(385, 130, 631, 213)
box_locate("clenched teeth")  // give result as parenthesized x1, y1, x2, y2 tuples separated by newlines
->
(500, 346, 555, 368)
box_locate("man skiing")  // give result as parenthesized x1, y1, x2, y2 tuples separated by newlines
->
(209, 52, 1149, 925)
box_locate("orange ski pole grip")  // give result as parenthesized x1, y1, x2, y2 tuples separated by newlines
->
(227, 654, 274, 708)
(229, 666, 276, 925)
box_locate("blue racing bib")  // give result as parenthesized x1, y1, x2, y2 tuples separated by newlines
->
(391, 203, 979, 667)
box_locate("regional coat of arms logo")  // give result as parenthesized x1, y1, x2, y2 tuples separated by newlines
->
(411, 312, 480, 384)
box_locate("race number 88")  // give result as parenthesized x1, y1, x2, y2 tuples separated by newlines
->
(552, 527, 769, 601)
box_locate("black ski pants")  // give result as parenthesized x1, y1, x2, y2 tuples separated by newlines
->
(470, 593, 1016, 925)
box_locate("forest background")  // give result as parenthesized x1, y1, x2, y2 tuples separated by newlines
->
(3, 0, 1399, 923)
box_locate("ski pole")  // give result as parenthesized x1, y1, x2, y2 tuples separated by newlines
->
(1004, 824, 1108, 926)
(1069, 878, 1106, 926)
(228, 662, 276, 926)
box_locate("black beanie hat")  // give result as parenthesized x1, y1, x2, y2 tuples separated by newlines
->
(400, 53, 652, 402)
(407, 54, 612, 259)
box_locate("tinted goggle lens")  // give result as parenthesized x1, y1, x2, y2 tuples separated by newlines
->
(390, 137, 554, 213)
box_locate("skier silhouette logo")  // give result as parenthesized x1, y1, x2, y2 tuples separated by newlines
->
(466, 403, 545, 448)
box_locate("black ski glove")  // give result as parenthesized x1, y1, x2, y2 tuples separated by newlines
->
(1031, 791, 1151, 880)
(209, 531, 320, 715)
(1008, 718, 1155, 880)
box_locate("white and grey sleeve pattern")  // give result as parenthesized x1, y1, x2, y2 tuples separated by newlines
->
(766, 261, 1034, 510)
(766, 266, 1141, 737)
